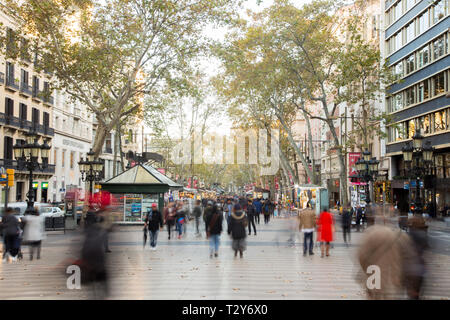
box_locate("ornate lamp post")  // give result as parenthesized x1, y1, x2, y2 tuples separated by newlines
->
(401, 129, 434, 215)
(78, 149, 104, 194)
(355, 149, 380, 204)
(13, 129, 51, 214)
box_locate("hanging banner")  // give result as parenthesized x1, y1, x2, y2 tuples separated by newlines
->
(348, 152, 361, 178)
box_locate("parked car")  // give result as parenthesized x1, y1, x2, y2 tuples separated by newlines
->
(40, 206, 65, 217)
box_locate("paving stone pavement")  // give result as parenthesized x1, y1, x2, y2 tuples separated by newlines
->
(0, 217, 449, 300)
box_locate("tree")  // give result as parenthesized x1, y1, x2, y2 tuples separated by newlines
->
(0, 0, 242, 156)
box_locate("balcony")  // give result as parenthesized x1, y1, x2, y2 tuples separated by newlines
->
(0, 159, 55, 175)
(43, 94, 54, 106)
(33, 123, 55, 137)
(0, 72, 4, 84)
(5, 76, 20, 91)
(0, 113, 54, 136)
(73, 107, 81, 119)
(32, 87, 43, 102)
(20, 82, 33, 97)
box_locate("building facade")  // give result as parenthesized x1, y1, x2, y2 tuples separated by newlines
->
(383, 0, 450, 216)
(0, 10, 55, 205)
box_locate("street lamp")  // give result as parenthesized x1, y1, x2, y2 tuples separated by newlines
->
(354, 149, 379, 204)
(401, 129, 435, 216)
(13, 129, 51, 214)
(78, 148, 104, 194)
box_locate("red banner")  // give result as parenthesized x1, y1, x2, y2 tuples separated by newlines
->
(348, 152, 361, 177)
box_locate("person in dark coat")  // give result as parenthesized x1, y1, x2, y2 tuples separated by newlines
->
(253, 198, 262, 224)
(246, 199, 257, 235)
(228, 204, 247, 258)
(342, 203, 352, 246)
(356, 205, 363, 232)
(205, 203, 223, 258)
(1, 207, 21, 262)
(144, 203, 164, 250)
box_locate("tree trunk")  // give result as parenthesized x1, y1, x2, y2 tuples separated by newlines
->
(92, 122, 109, 157)
(302, 109, 317, 184)
(113, 124, 120, 176)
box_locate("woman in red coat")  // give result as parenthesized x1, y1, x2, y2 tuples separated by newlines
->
(318, 208, 334, 258)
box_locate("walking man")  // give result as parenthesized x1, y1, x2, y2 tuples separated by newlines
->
(342, 203, 352, 247)
(145, 203, 163, 250)
(253, 198, 262, 224)
(298, 204, 316, 256)
(193, 200, 202, 236)
(246, 199, 257, 235)
(228, 204, 248, 258)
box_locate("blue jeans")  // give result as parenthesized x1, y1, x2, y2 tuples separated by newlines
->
(150, 230, 159, 247)
(303, 232, 314, 254)
(209, 234, 220, 254)
(176, 222, 183, 236)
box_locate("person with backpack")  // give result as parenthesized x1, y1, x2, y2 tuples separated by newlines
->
(246, 199, 257, 236)
(228, 204, 248, 258)
(253, 198, 262, 224)
(205, 203, 223, 258)
(263, 199, 271, 224)
(164, 202, 176, 240)
(144, 203, 163, 250)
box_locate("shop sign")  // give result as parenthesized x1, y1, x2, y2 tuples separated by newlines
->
(41, 182, 48, 189)
(404, 182, 409, 190)
(32, 182, 39, 189)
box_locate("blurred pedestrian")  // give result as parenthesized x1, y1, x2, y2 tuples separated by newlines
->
(193, 200, 202, 236)
(1, 207, 21, 262)
(176, 202, 187, 239)
(342, 203, 352, 247)
(228, 204, 247, 258)
(317, 207, 334, 258)
(22, 208, 45, 260)
(205, 202, 223, 258)
(253, 198, 262, 224)
(164, 202, 176, 240)
(246, 199, 257, 236)
(263, 199, 271, 224)
(356, 205, 363, 232)
(298, 203, 316, 256)
(144, 203, 163, 250)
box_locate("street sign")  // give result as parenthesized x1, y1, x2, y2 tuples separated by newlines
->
(404, 182, 409, 190)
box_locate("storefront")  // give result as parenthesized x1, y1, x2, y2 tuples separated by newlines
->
(327, 179, 340, 208)
(101, 164, 183, 223)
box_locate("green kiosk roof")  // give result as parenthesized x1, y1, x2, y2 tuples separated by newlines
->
(101, 164, 183, 194)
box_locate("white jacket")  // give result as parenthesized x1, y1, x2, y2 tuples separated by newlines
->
(23, 215, 46, 241)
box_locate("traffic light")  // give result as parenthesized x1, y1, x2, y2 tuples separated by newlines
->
(7, 169, 15, 187)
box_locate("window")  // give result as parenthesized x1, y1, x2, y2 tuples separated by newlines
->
(395, 2, 402, 21)
(408, 119, 416, 138)
(406, 0, 415, 11)
(433, 72, 446, 95)
(420, 115, 431, 134)
(433, 35, 445, 60)
(418, 11, 429, 34)
(433, 0, 446, 24)
(19, 103, 27, 120)
(393, 61, 403, 79)
(70, 151, 74, 169)
(406, 22, 415, 43)
(418, 80, 430, 102)
(434, 110, 446, 132)
(32, 108, 40, 125)
(20, 69, 28, 85)
(6, 62, 14, 80)
(405, 86, 415, 106)
(395, 32, 402, 50)
(417, 45, 429, 68)
(62, 149, 65, 168)
(5, 98, 14, 117)
(3, 136, 13, 160)
(43, 112, 50, 128)
(395, 122, 406, 141)
(405, 54, 415, 74)
(393, 92, 403, 111)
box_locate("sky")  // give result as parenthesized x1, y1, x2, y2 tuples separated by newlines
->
(159, 0, 314, 140)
